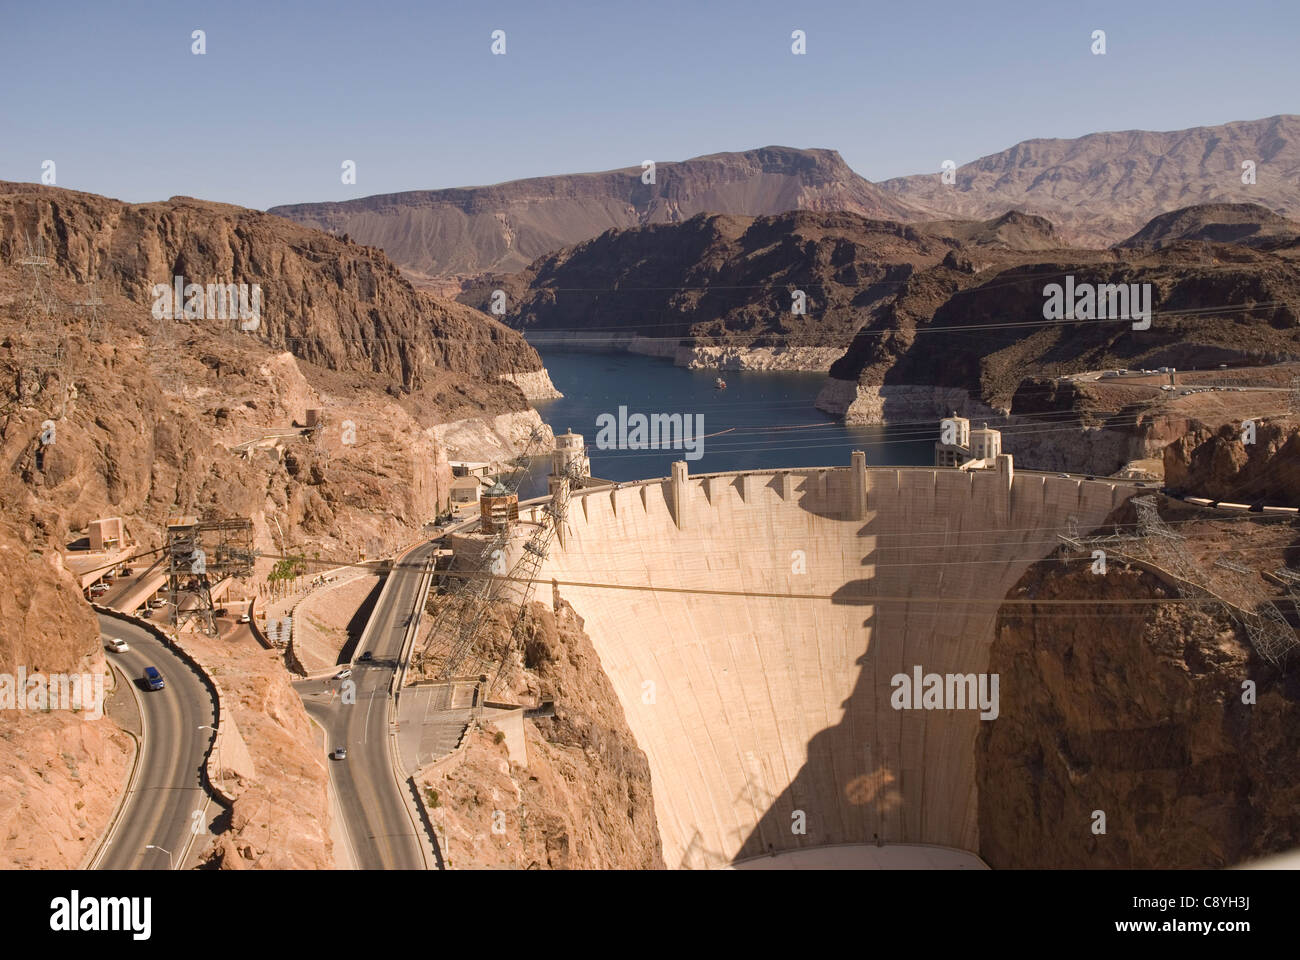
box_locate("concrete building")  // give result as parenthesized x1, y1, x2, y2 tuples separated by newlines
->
(521, 453, 1137, 868)
(552, 428, 591, 480)
(479, 482, 519, 533)
(88, 517, 124, 552)
(66, 517, 134, 590)
(449, 460, 492, 478)
(449, 475, 482, 507)
(935, 413, 1003, 470)
(969, 424, 1002, 461)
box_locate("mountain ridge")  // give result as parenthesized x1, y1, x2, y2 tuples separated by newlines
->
(269, 116, 1300, 281)
(880, 114, 1300, 247)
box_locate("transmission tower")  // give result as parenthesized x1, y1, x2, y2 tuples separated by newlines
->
(16, 232, 69, 411)
(18, 232, 56, 317)
(411, 426, 560, 681)
(148, 305, 187, 396)
(1065, 497, 1298, 667)
(1130, 496, 1207, 588)
(74, 281, 106, 343)
(485, 464, 577, 695)
(164, 513, 256, 637)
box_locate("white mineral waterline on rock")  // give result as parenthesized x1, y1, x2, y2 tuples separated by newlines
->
(679, 345, 845, 372)
(815, 382, 1003, 426)
(498, 368, 563, 400)
(428, 408, 554, 463)
(525, 332, 847, 371)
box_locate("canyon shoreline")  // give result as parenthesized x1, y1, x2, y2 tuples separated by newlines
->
(525, 332, 846, 372)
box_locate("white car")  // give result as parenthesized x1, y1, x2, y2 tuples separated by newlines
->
(237, 614, 251, 624)
(104, 637, 129, 653)
(334, 669, 352, 680)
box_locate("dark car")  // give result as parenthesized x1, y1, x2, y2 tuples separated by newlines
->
(358, 651, 373, 662)
(143, 666, 165, 691)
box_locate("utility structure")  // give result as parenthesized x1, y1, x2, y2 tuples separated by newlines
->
(73, 281, 105, 343)
(485, 462, 577, 695)
(164, 515, 256, 636)
(1130, 497, 1296, 665)
(1061, 497, 1298, 666)
(16, 232, 69, 411)
(413, 425, 578, 686)
(149, 306, 187, 396)
(411, 426, 549, 676)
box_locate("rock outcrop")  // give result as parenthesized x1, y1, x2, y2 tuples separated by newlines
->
(823, 227, 1300, 423)
(419, 600, 663, 869)
(1164, 420, 1300, 502)
(463, 210, 966, 371)
(981, 544, 1300, 868)
(0, 181, 549, 396)
(1118, 202, 1300, 251)
(190, 632, 333, 870)
(0, 475, 131, 870)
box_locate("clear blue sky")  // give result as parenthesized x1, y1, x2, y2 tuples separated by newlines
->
(2, 0, 1296, 210)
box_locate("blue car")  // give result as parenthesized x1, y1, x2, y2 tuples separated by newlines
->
(143, 666, 165, 691)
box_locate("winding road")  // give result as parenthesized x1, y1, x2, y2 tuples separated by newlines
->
(297, 541, 439, 870)
(92, 612, 219, 870)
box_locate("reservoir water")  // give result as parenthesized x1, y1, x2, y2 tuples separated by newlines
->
(517, 349, 935, 498)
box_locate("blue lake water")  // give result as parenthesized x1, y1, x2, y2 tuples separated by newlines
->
(516, 349, 935, 498)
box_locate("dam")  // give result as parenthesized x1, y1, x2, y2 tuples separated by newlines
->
(515, 453, 1141, 868)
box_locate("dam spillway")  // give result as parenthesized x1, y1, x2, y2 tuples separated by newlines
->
(526, 455, 1141, 868)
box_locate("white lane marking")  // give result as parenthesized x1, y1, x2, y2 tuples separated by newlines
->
(363, 681, 375, 743)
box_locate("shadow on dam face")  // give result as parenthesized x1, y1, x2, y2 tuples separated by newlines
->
(535, 463, 1135, 868)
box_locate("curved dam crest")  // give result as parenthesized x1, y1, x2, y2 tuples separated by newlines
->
(529, 456, 1141, 868)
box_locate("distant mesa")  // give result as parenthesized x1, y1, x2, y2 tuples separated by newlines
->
(267, 146, 921, 282)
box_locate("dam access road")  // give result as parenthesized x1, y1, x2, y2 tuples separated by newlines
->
(297, 540, 439, 870)
(92, 612, 218, 870)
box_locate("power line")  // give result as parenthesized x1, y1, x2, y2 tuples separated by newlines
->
(275, 296, 1300, 346)
(258, 531, 1298, 604)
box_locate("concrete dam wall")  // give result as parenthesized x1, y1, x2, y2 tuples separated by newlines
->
(530, 456, 1140, 868)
